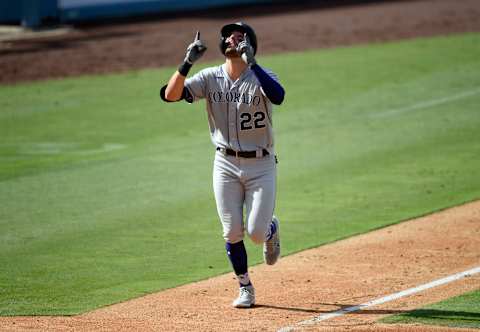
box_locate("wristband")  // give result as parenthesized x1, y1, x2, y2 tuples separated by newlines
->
(178, 61, 192, 77)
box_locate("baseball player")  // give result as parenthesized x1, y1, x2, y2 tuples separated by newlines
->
(160, 22, 285, 308)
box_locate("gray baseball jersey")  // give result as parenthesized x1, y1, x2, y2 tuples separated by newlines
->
(185, 64, 279, 154)
(184, 63, 280, 245)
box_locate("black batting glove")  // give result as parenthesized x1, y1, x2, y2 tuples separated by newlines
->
(184, 31, 207, 64)
(236, 33, 256, 66)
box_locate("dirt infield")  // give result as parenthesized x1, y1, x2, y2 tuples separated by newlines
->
(2, 201, 479, 331)
(1, 0, 480, 84)
(1, 0, 480, 331)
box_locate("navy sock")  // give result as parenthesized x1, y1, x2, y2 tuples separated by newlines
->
(226, 241, 251, 286)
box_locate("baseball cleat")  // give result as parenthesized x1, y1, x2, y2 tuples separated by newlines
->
(263, 216, 280, 265)
(232, 285, 255, 308)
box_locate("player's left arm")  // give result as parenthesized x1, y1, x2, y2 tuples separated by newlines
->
(237, 33, 285, 105)
(251, 65, 285, 105)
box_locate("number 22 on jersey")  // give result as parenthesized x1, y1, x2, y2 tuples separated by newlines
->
(240, 111, 266, 130)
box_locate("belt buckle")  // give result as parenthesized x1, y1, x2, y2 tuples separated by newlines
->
(235, 150, 240, 158)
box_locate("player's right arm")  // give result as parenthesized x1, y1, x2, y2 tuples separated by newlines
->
(160, 31, 207, 102)
(164, 71, 187, 101)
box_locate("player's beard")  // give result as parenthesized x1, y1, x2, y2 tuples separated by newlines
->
(225, 47, 241, 58)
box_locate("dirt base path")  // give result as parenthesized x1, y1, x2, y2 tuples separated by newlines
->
(1, 0, 480, 84)
(2, 201, 479, 331)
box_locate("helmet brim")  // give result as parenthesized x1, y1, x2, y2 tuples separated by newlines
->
(221, 23, 248, 37)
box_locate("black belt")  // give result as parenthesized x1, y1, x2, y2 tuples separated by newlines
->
(217, 147, 269, 158)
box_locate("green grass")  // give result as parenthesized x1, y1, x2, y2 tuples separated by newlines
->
(381, 289, 480, 329)
(1, 32, 480, 315)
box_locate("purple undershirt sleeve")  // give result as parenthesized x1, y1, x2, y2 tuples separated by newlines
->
(251, 64, 285, 105)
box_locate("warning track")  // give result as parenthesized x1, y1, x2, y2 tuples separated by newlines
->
(1, 0, 480, 84)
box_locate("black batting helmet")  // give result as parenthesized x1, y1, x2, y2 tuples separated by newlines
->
(219, 22, 257, 56)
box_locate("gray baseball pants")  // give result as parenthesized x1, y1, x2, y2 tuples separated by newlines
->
(213, 150, 276, 244)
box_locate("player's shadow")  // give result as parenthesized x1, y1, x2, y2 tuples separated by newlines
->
(380, 308, 480, 321)
(255, 304, 480, 322)
(255, 303, 404, 314)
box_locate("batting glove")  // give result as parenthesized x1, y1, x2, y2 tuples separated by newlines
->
(184, 31, 207, 64)
(236, 33, 256, 66)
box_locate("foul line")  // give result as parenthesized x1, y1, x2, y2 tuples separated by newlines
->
(278, 266, 480, 332)
(372, 87, 480, 118)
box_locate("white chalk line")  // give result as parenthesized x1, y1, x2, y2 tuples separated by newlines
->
(372, 87, 480, 118)
(278, 265, 480, 332)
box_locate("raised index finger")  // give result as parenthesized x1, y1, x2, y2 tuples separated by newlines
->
(194, 31, 200, 41)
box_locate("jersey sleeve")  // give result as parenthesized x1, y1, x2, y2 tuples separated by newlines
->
(263, 68, 280, 83)
(259, 69, 279, 100)
(253, 66, 285, 105)
(184, 69, 208, 103)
